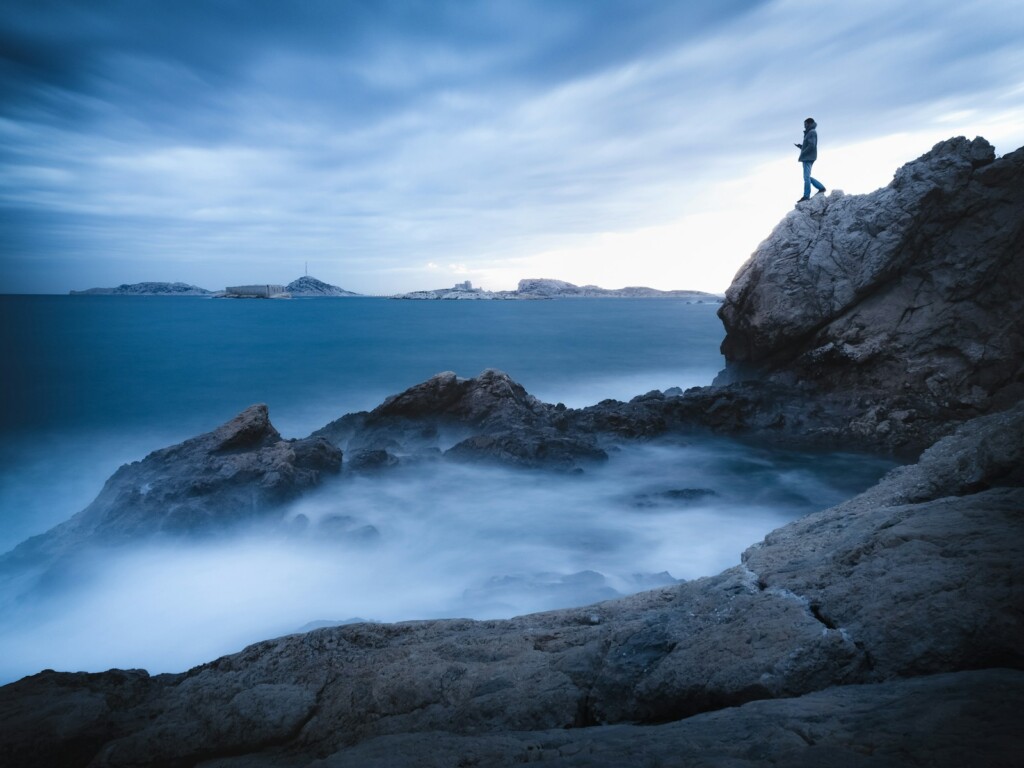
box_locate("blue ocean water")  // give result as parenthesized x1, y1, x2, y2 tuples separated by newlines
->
(0, 295, 895, 680)
(0, 295, 726, 548)
(1, 295, 726, 439)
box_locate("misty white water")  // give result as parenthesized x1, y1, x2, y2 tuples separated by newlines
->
(0, 296, 893, 681)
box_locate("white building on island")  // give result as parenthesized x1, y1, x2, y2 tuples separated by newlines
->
(223, 284, 289, 298)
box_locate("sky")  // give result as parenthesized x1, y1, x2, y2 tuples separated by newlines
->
(1, 0, 1023, 295)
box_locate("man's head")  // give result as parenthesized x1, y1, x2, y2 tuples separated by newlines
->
(804, 117, 815, 126)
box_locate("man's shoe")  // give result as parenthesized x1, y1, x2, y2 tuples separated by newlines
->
(796, 196, 810, 204)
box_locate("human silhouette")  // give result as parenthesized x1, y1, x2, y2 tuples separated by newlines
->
(795, 117, 826, 203)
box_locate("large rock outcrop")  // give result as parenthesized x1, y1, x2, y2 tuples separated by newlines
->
(314, 369, 606, 470)
(0, 405, 341, 578)
(717, 137, 1024, 441)
(1, 402, 1019, 767)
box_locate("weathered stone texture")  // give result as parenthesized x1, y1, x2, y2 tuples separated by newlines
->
(718, 138, 1024, 422)
(0, 405, 341, 576)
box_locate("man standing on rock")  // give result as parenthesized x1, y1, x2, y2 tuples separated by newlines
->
(795, 117, 826, 203)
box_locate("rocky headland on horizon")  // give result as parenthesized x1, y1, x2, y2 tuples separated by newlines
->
(392, 278, 722, 301)
(6, 136, 1024, 766)
(67, 276, 360, 298)
(66, 276, 721, 301)
(69, 281, 215, 296)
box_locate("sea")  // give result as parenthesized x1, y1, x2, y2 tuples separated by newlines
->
(0, 295, 894, 681)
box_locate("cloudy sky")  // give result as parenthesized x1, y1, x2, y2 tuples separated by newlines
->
(2, 0, 1022, 295)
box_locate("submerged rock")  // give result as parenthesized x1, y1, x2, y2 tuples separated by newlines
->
(345, 448, 400, 472)
(631, 488, 717, 508)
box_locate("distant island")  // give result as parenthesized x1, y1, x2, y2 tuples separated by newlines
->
(285, 276, 360, 297)
(69, 276, 362, 298)
(69, 282, 214, 296)
(393, 279, 723, 301)
(69, 277, 720, 301)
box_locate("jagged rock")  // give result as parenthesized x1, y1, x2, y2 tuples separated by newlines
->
(717, 137, 1024, 438)
(315, 370, 606, 470)
(370, 369, 551, 430)
(317, 370, 548, 442)
(0, 405, 342, 576)
(1, 402, 1019, 766)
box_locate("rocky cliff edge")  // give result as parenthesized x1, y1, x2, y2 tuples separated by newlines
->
(717, 137, 1024, 436)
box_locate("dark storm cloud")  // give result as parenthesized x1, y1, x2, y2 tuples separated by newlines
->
(0, 0, 758, 139)
(2, 1, 392, 137)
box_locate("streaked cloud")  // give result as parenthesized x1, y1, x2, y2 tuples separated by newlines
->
(1, 0, 1022, 293)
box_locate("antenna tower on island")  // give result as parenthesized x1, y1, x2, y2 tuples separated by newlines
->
(305, 261, 308, 277)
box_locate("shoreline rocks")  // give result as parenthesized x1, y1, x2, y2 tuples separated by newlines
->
(0, 402, 1019, 766)
(314, 369, 608, 471)
(0, 405, 341, 583)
